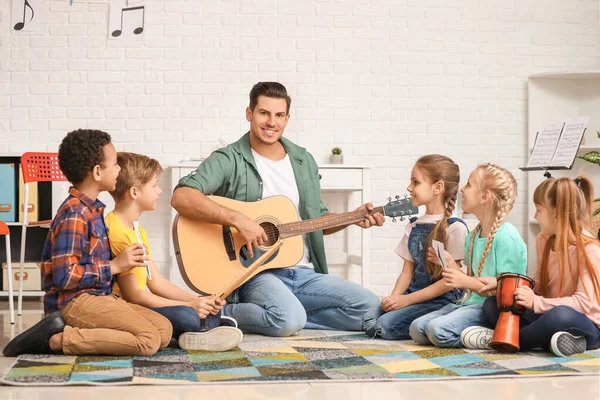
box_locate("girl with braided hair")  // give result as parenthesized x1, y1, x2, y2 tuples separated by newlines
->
(410, 163, 527, 349)
(362, 155, 468, 340)
(477, 176, 600, 357)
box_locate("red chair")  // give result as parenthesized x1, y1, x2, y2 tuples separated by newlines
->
(14, 153, 67, 316)
(0, 221, 15, 324)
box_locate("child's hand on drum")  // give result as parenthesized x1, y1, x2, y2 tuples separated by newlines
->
(477, 276, 498, 296)
(514, 286, 535, 309)
(441, 268, 469, 289)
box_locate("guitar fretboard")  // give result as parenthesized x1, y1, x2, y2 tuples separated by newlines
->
(278, 206, 385, 239)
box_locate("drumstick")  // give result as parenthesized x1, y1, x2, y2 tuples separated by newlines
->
(218, 240, 283, 301)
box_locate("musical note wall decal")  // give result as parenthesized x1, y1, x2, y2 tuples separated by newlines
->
(11, 0, 37, 32)
(111, 5, 145, 38)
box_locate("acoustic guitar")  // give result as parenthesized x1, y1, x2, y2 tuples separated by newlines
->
(172, 195, 418, 297)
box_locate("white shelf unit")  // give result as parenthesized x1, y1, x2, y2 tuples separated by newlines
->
(526, 71, 600, 276)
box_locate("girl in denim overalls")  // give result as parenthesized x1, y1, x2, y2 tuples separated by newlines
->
(409, 163, 526, 349)
(362, 155, 468, 340)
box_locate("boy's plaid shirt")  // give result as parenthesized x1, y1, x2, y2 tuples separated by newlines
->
(41, 187, 113, 314)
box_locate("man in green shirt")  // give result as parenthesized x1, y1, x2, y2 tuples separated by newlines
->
(171, 82, 383, 336)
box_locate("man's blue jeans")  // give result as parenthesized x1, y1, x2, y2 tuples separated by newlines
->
(222, 267, 381, 336)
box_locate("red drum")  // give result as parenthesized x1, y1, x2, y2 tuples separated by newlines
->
(490, 272, 535, 353)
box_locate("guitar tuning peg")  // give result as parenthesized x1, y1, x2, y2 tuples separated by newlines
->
(392, 217, 396, 222)
(395, 195, 400, 200)
(404, 194, 408, 199)
(387, 197, 392, 202)
(400, 216, 405, 222)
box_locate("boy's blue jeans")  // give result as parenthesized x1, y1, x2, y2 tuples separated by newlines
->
(152, 305, 220, 340)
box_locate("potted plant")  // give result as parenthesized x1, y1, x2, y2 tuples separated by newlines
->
(330, 147, 343, 164)
(577, 151, 600, 239)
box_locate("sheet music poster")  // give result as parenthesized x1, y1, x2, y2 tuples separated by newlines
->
(109, 1, 145, 41)
(525, 116, 589, 169)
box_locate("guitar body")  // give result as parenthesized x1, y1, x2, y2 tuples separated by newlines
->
(173, 196, 304, 296)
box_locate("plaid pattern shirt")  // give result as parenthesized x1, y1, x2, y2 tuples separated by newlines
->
(41, 187, 113, 314)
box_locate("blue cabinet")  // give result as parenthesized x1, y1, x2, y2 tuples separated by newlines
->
(0, 163, 16, 223)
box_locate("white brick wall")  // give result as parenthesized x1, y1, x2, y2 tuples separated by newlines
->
(1, 0, 599, 295)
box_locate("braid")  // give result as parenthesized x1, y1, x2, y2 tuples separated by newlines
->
(466, 223, 480, 277)
(477, 208, 504, 276)
(459, 222, 480, 304)
(474, 165, 517, 277)
(446, 196, 456, 218)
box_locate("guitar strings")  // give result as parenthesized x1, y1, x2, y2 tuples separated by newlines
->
(258, 207, 384, 239)
(263, 207, 385, 233)
(259, 216, 363, 239)
(253, 202, 413, 241)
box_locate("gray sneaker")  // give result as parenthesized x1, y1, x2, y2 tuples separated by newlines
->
(178, 326, 243, 352)
(460, 326, 493, 349)
(550, 332, 587, 357)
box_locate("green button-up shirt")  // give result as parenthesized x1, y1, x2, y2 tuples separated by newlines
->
(176, 132, 330, 274)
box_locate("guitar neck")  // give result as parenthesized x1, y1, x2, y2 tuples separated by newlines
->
(279, 206, 385, 238)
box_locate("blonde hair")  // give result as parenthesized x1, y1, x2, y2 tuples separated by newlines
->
(109, 152, 163, 201)
(414, 154, 461, 280)
(466, 164, 517, 277)
(534, 176, 600, 304)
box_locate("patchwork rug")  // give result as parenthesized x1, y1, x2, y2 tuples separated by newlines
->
(2, 330, 599, 386)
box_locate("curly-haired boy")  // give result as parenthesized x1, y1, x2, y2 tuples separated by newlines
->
(3, 130, 172, 357)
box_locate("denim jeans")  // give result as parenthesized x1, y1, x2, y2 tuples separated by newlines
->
(361, 218, 464, 341)
(222, 267, 381, 336)
(152, 305, 221, 340)
(482, 297, 600, 351)
(409, 303, 486, 347)
(362, 296, 451, 340)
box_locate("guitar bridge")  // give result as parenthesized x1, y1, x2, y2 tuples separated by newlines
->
(222, 226, 236, 261)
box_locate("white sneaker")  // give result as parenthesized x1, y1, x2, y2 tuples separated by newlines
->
(460, 326, 493, 349)
(550, 332, 587, 357)
(178, 326, 243, 352)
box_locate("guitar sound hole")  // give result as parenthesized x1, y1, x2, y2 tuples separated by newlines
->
(259, 222, 279, 246)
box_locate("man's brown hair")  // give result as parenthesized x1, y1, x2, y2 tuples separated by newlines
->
(109, 152, 163, 201)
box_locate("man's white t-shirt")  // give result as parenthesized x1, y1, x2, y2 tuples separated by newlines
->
(251, 149, 314, 269)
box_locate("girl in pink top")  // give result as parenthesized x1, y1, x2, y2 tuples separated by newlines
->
(480, 176, 600, 357)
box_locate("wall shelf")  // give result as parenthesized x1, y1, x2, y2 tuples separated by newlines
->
(525, 71, 600, 276)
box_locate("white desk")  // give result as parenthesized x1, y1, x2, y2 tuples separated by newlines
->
(168, 163, 372, 291)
